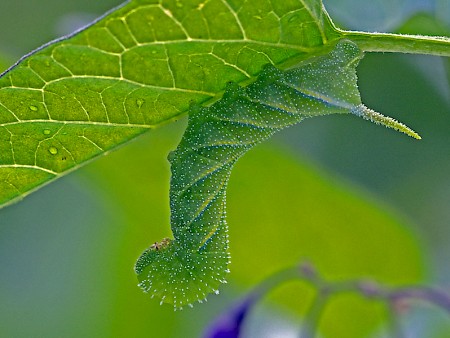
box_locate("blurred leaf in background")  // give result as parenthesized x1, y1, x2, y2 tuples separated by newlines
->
(0, 0, 448, 337)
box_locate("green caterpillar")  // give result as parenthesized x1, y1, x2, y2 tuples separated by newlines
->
(134, 41, 419, 309)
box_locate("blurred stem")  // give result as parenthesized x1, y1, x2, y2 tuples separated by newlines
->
(386, 302, 405, 338)
(295, 262, 450, 337)
(300, 287, 330, 338)
(255, 265, 305, 296)
(222, 263, 450, 338)
(387, 286, 450, 313)
(340, 30, 450, 57)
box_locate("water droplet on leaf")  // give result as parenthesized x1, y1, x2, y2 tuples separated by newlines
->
(43, 129, 51, 135)
(48, 147, 58, 155)
(29, 105, 38, 111)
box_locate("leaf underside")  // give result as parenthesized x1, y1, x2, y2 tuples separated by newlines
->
(0, 0, 341, 207)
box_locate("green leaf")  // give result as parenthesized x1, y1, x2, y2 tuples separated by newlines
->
(1, 0, 449, 208)
(134, 40, 419, 308)
(0, 0, 342, 208)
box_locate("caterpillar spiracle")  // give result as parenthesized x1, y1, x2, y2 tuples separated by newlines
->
(134, 41, 420, 309)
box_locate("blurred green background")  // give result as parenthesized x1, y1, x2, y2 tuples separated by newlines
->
(0, 0, 449, 337)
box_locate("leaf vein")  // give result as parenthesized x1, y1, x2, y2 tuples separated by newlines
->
(0, 164, 57, 176)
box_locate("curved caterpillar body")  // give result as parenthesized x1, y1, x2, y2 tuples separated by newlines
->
(134, 41, 419, 309)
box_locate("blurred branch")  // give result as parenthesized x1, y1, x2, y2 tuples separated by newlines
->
(204, 261, 450, 338)
(298, 262, 450, 338)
